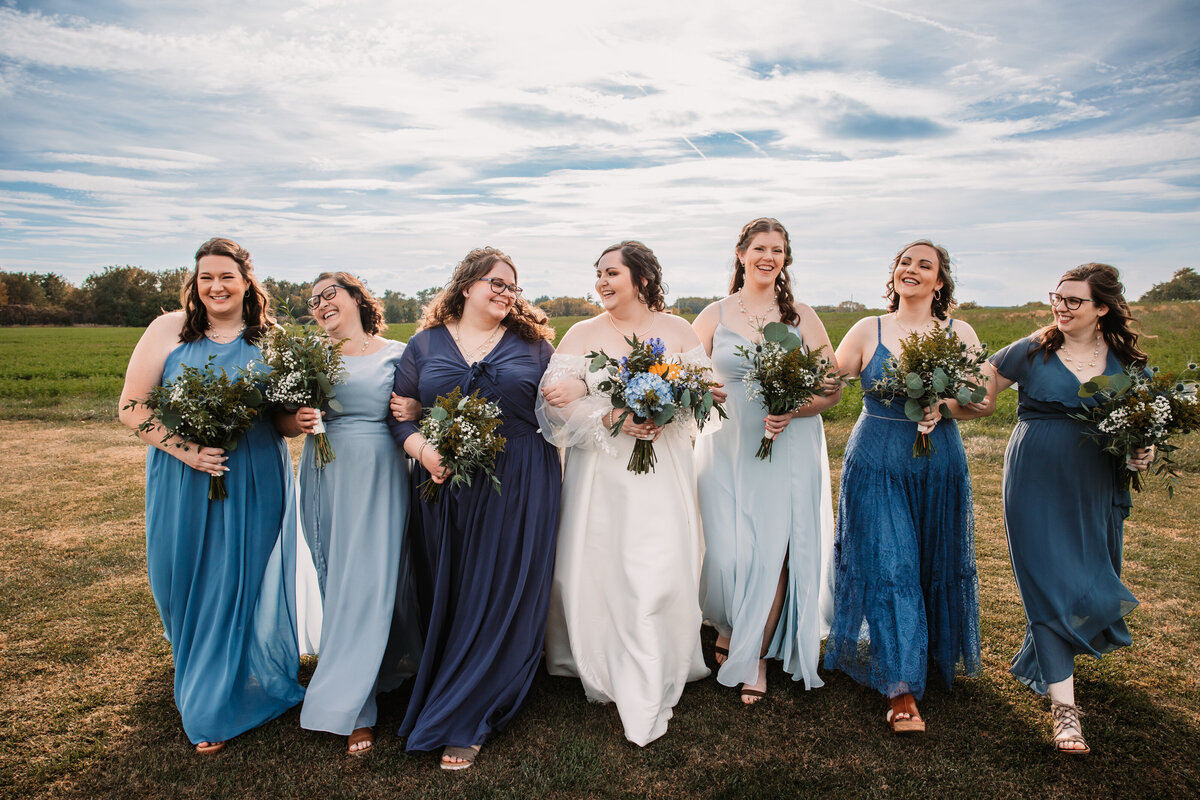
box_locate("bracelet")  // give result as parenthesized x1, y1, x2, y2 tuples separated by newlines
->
(417, 441, 428, 462)
(580, 377, 590, 395)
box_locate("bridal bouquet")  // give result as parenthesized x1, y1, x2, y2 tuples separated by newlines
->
(417, 387, 506, 503)
(587, 334, 726, 474)
(1074, 362, 1200, 496)
(736, 321, 844, 461)
(871, 325, 989, 457)
(125, 356, 263, 500)
(255, 323, 346, 467)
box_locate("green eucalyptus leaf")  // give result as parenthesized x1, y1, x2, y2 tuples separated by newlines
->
(246, 387, 263, 407)
(679, 388, 692, 408)
(781, 333, 804, 352)
(970, 385, 987, 403)
(429, 406, 448, 421)
(904, 398, 924, 422)
(327, 398, 343, 413)
(1109, 373, 1132, 393)
(905, 372, 924, 393)
(161, 410, 182, 431)
(957, 386, 972, 406)
(931, 367, 948, 393)
(654, 405, 676, 426)
(315, 373, 334, 395)
(763, 321, 788, 343)
(939, 402, 953, 419)
(703, 394, 714, 414)
(589, 354, 609, 372)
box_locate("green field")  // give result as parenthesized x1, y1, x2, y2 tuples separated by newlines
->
(2, 307, 1199, 798)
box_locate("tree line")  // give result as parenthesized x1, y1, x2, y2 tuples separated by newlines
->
(3, 266, 1194, 327)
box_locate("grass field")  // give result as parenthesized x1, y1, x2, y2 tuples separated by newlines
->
(1, 307, 1198, 798)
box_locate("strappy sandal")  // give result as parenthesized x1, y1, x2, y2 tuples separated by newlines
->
(194, 741, 226, 754)
(886, 693, 925, 734)
(440, 744, 481, 771)
(347, 727, 374, 755)
(714, 645, 729, 666)
(1051, 702, 1090, 755)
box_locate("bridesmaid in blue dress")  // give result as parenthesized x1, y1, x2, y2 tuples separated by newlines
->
(118, 238, 304, 754)
(386, 247, 561, 771)
(280, 273, 423, 755)
(692, 218, 840, 703)
(824, 240, 985, 734)
(984, 263, 1152, 755)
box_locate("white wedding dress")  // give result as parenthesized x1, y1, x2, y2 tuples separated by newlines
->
(536, 350, 711, 747)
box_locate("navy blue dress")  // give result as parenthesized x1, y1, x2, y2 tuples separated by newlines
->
(387, 325, 561, 752)
(823, 318, 982, 699)
(991, 336, 1137, 694)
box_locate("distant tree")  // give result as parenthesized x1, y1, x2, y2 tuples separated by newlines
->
(381, 289, 420, 323)
(261, 277, 313, 318)
(670, 296, 722, 315)
(957, 300, 979, 310)
(836, 300, 867, 313)
(78, 266, 184, 326)
(0, 272, 49, 306)
(1140, 268, 1200, 301)
(0, 278, 7, 306)
(537, 296, 602, 317)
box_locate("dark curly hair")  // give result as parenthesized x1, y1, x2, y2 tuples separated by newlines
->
(1031, 263, 1147, 367)
(312, 271, 387, 335)
(180, 237, 274, 343)
(596, 240, 667, 312)
(727, 217, 800, 327)
(419, 247, 555, 342)
(884, 239, 956, 321)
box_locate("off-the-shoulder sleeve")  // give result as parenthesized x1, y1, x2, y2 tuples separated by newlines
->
(535, 353, 619, 455)
(990, 336, 1034, 383)
(387, 336, 421, 447)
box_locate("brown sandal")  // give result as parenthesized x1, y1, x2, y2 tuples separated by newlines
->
(886, 693, 925, 734)
(1051, 703, 1090, 755)
(348, 727, 374, 755)
(195, 741, 226, 754)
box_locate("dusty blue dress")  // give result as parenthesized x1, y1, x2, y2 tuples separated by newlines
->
(144, 335, 305, 744)
(387, 326, 561, 752)
(991, 337, 1137, 694)
(298, 340, 423, 734)
(823, 318, 981, 699)
(695, 316, 834, 690)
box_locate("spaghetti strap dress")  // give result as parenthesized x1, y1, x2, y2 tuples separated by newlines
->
(144, 335, 305, 744)
(823, 317, 981, 699)
(694, 307, 835, 691)
(991, 337, 1137, 694)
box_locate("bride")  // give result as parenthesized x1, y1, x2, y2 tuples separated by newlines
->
(537, 240, 711, 747)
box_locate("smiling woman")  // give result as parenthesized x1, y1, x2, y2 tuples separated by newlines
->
(116, 237, 304, 754)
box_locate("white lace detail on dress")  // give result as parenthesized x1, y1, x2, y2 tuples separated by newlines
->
(535, 353, 620, 455)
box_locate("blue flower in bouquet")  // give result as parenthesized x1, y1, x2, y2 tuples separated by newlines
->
(618, 355, 631, 383)
(649, 337, 666, 358)
(625, 372, 672, 419)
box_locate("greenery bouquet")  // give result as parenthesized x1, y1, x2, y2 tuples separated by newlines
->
(736, 321, 844, 461)
(125, 356, 263, 500)
(417, 387, 506, 503)
(871, 325, 989, 457)
(255, 323, 345, 468)
(587, 334, 726, 474)
(1074, 362, 1200, 496)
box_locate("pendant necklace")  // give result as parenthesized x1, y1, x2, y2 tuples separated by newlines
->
(607, 312, 655, 339)
(206, 320, 246, 342)
(454, 322, 503, 362)
(737, 289, 776, 329)
(1060, 333, 1102, 373)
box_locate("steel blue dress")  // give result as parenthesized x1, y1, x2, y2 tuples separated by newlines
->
(991, 337, 1137, 694)
(823, 318, 981, 699)
(695, 316, 835, 691)
(298, 340, 423, 734)
(144, 335, 305, 744)
(387, 326, 561, 752)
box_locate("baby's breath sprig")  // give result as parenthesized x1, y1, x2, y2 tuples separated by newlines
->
(417, 387, 506, 503)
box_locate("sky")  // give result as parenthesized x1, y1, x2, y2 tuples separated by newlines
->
(0, 0, 1197, 306)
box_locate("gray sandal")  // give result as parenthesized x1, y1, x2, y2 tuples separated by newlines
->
(440, 745, 481, 771)
(1051, 702, 1090, 755)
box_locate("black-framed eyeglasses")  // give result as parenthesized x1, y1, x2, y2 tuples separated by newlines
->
(307, 284, 347, 309)
(477, 277, 522, 296)
(1048, 292, 1096, 311)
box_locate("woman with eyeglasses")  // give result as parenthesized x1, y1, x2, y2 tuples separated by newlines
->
(276, 273, 423, 755)
(981, 263, 1151, 755)
(536, 240, 712, 747)
(118, 238, 304, 754)
(386, 247, 561, 770)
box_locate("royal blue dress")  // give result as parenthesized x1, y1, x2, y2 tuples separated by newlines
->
(823, 318, 981, 699)
(298, 340, 422, 734)
(144, 335, 305, 745)
(991, 337, 1137, 694)
(387, 326, 561, 752)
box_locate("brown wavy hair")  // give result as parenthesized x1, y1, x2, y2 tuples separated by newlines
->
(1031, 263, 1147, 367)
(312, 272, 387, 334)
(180, 237, 274, 343)
(596, 240, 668, 312)
(727, 217, 800, 327)
(884, 239, 956, 321)
(418, 247, 555, 342)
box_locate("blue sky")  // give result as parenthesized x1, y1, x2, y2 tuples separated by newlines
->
(0, 0, 1197, 306)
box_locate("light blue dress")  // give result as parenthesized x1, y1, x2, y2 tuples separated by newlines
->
(695, 316, 835, 690)
(298, 339, 423, 734)
(823, 318, 982, 700)
(991, 336, 1137, 694)
(144, 335, 305, 745)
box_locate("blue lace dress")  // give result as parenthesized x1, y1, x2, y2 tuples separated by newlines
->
(387, 326, 561, 752)
(991, 337, 1137, 694)
(144, 335, 305, 744)
(823, 318, 981, 699)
